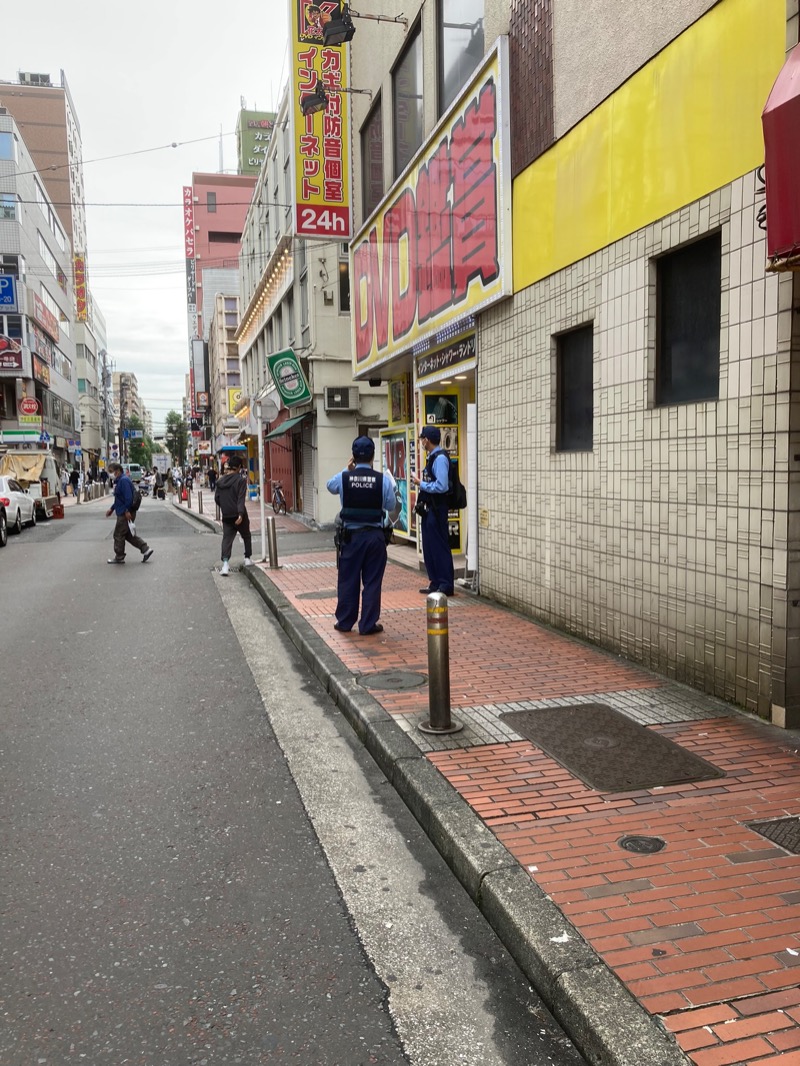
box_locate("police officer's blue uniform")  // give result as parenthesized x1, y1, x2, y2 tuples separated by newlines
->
(419, 446, 455, 596)
(327, 439, 397, 635)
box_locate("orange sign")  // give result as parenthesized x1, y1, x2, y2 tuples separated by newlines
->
(74, 255, 88, 321)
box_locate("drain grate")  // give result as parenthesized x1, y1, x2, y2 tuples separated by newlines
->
(358, 670, 427, 691)
(746, 817, 800, 855)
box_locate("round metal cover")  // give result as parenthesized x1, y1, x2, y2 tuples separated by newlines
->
(619, 835, 666, 854)
(358, 670, 427, 691)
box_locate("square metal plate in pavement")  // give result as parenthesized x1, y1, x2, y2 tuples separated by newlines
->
(499, 703, 726, 793)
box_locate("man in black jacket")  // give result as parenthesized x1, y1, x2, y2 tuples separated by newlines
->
(214, 455, 253, 575)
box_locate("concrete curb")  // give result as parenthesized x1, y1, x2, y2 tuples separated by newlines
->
(170, 497, 219, 533)
(243, 565, 690, 1065)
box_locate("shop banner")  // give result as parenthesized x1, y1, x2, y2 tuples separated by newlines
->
(266, 348, 312, 407)
(74, 255, 88, 321)
(351, 39, 511, 376)
(290, 0, 352, 240)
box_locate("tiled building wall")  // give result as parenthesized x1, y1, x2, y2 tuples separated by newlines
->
(478, 170, 796, 718)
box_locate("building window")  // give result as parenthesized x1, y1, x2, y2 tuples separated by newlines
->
(339, 250, 349, 313)
(438, 0, 484, 115)
(0, 132, 18, 162)
(556, 324, 594, 452)
(656, 232, 721, 406)
(393, 24, 424, 176)
(207, 191, 217, 212)
(361, 96, 384, 217)
(0, 194, 17, 220)
(207, 231, 241, 243)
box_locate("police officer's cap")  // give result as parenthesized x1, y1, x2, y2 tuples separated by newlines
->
(352, 436, 375, 461)
(419, 426, 441, 444)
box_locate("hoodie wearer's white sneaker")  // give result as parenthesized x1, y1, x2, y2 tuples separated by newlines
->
(243, 557, 254, 567)
(220, 559, 230, 576)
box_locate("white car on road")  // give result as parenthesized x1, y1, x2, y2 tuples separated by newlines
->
(0, 475, 37, 534)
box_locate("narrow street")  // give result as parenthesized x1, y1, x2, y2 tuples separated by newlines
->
(0, 499, 586, 1066)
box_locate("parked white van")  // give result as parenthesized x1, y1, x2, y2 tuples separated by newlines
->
(122, 463, 143, 483)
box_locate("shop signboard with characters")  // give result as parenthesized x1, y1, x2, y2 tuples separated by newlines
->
(380, 373, 415, 540)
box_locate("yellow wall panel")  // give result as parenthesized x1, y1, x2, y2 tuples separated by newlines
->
(514, 0, 786, 290)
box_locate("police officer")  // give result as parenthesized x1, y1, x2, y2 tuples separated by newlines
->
(327, 436, 397, 635)
(411, 426, 454, 596)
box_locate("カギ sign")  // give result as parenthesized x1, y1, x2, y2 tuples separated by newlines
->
(351, 39, 512, 377)
(266, 348, 311, 407)
(290, 0, 351, 240)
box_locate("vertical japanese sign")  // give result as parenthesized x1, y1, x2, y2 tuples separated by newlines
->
(351, 40, 512, 376)
(183, 185, 198, 341)
(73, 255, 88, 321)
(290, 0, 352, 240)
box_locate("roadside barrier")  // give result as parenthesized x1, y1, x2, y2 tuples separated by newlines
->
(419, 592, 463, 735)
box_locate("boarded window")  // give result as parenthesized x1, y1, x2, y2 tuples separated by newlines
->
(556, 324, 593, 452)
(656, 233, 721, 405)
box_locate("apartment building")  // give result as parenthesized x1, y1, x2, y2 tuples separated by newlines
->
(0, 113, 80, 468)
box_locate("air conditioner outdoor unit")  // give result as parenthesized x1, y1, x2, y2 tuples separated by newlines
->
(324, 386, 359, 412)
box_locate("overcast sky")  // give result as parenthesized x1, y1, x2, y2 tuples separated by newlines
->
(10, 0, 290, 433)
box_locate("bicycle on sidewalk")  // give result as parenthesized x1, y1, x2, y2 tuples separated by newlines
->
(271, 480, 287, 515)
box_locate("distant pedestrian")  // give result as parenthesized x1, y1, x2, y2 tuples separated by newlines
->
(207, 467, 217, 491)
(105, 462, 154, 565)
(214, 454, 252, 575)
(411, 426, 454, 597)
(99, 468, 109, 488)
(152, 465, 164, 499)
(60, 465, 68, 496)
(69, 467, 79, 497)
(326, 436, 396, 635)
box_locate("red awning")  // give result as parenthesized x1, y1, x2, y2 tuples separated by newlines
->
(763, 42, 800, 264)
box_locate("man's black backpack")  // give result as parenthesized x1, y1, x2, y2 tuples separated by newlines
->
(130, 486, 143, 513)
(446, 459, 467, 510)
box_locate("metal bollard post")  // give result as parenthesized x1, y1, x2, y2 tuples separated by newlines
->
(266, 514, 280, 569)
(198, 490, 203, 515)
(419, 592, 463, 735)
(187, 488, 192, 510)
(215, 503, 221, 521)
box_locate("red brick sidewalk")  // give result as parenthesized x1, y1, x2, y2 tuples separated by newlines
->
(256, 543, 800, 1066)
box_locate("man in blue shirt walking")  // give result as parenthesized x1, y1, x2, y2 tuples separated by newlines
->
(327, 436, 397, 635)
(105, 462, 154, 564)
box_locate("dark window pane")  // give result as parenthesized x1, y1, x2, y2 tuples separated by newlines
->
(439, 0, 484, 115)
(339, 261, 350, 313)
(393, 27, 424, 176)
(207, 191, 217, 213)
(557, 325, 593, 452)
(656, 233, 721, 405)
(361, 97, 384, 217)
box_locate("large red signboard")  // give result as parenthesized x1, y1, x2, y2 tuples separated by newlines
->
(351, 44, 511, 375)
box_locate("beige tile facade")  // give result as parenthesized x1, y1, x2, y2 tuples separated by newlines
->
(478, 170, 798, 719)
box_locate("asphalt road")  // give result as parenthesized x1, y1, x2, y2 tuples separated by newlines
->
(0, 500, 586, 1066)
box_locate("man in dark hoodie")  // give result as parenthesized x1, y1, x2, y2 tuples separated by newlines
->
(214, 454, 253, 575)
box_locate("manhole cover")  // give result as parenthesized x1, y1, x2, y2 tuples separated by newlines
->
(499, 703, 725, 792)
(747, 817, 800, 854)
(358, 670, 427, 691)
(619, 835, 666, 854)
(296, 589, 338, 599)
